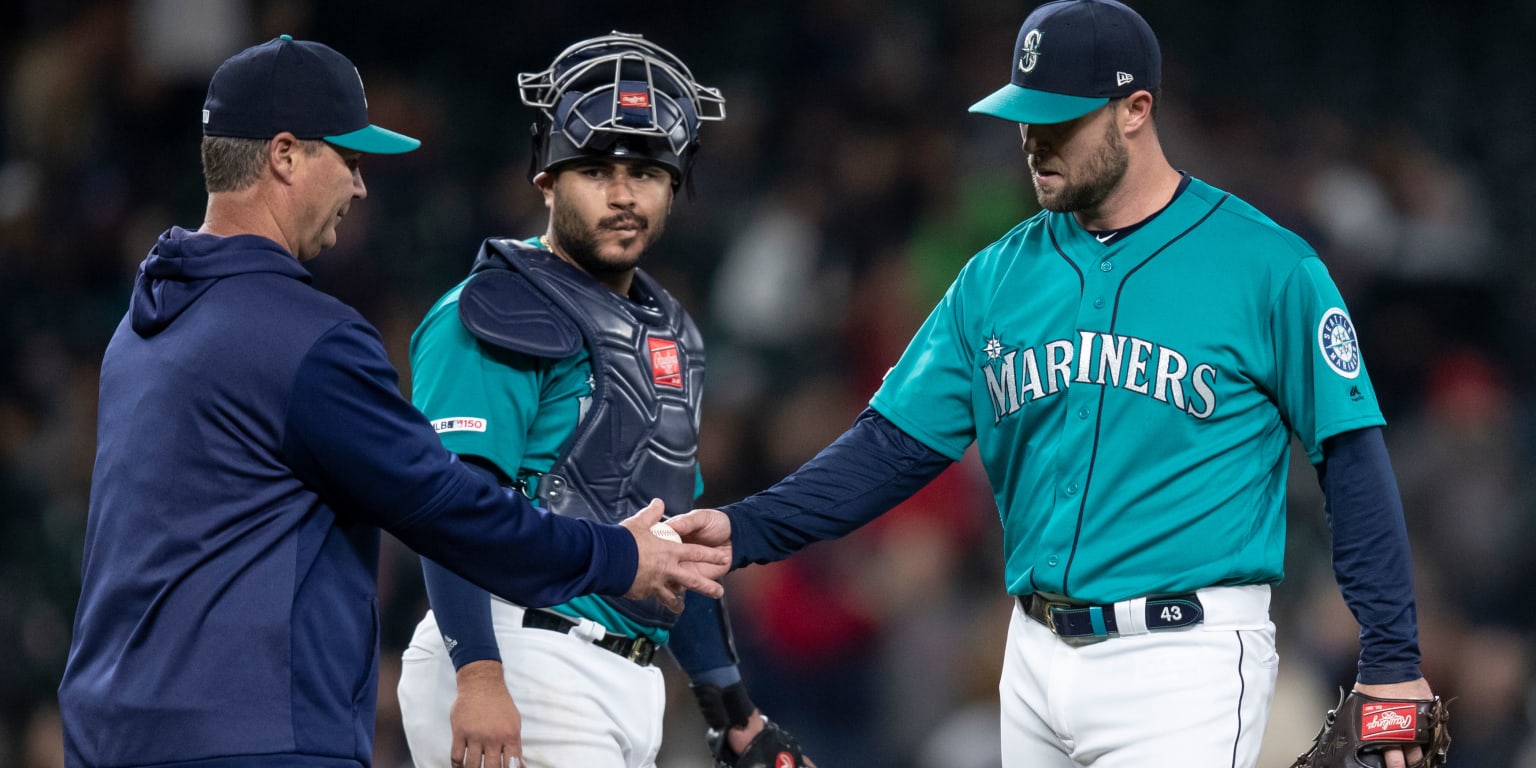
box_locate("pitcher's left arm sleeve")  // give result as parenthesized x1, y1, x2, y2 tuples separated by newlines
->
(1316, 426, 1423, 684)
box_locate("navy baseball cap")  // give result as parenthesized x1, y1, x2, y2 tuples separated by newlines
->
(969, 0, 1160, 125)
(202, 35, 420, 154)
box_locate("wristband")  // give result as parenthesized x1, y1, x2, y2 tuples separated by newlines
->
(692, 681, 755, 731)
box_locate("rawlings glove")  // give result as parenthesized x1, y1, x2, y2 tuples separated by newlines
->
(1290, 688, 1451, 768)
(693, 682, 815, 768)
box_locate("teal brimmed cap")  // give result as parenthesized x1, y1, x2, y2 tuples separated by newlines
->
(202, 35, 420, 154)
(969, 0, 1160, 125)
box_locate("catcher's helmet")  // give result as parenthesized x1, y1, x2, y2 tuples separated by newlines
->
(520, 31, 725, 188)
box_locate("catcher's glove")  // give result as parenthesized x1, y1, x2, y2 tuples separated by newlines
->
(706, 715, 815, 768)
(1290, 689, 1451, 768)
(693, 682, 815, 768)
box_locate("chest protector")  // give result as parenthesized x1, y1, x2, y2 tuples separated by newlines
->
(458, 238, 704, 628)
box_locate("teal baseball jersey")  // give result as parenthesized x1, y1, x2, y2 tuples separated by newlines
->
(869, 177, 1384, 604)
(411, 281, 588, 484)
(411, 275, 691, 643)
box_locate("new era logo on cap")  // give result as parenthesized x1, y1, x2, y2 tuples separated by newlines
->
(970, 0, 1161, 125)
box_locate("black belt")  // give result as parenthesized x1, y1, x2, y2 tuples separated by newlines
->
(1020, 593, 1203, 646)
(522, 609, 658, 666)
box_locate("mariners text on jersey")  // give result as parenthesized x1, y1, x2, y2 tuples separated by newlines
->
(981, 330, 1218, 423)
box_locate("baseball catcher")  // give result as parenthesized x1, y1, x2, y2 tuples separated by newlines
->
(1290, 689, 1451, 768)
(395, 30, 816, 768)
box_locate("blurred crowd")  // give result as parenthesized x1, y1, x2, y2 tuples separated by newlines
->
(4, 1, 1535, 766)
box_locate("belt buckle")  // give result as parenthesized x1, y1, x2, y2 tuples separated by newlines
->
(1039, 599, 1075, 638)
(1041, 599, 1070, 636)
(621, 636, 654, 665)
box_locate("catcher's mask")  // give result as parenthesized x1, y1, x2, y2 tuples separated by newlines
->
(520, 31, 725, 189)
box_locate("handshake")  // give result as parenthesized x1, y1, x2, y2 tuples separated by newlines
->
(619, 501, 734, 611)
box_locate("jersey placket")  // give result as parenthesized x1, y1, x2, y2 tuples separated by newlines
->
(1046, 240, 1122, 595)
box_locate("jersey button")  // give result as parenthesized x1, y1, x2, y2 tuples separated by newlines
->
(1047, 556, 1059, 567)
(1077, 406, 1090, 419)
(1066, 482, 1079, 495)
(1093, 298, 1105, 309)
(1099, 260, 1113, 272)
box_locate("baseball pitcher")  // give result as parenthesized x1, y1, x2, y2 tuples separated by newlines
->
(670, 2, 1445, 766)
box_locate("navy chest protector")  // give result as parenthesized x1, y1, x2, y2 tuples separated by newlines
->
(458, 238, 704, 628)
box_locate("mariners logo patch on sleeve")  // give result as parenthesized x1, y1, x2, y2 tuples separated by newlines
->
(1317, 308, 1362, 379)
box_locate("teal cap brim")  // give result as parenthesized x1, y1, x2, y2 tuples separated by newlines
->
(325, 124, 421, 154)
(968, 83, 1108, 125)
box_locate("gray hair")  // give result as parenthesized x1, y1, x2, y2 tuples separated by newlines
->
(201, 136, 325, 193)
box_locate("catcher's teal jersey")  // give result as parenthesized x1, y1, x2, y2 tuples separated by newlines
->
(870, 177, 1384, 604)
(411, 271, 697, 643)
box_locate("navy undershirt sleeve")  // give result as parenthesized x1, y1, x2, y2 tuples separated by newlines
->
(666, 591, 742, 687)
(724, 408, 953, 567)
(422, 556, 501, 670)
(420, 461, 515, 670)
(1316, 426, 1423, 684)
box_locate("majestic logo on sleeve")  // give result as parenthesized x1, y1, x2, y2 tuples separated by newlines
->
(432, 417, 487, 433)
(980, 332, 1218, 423)
(1317, 308, 1363, 379)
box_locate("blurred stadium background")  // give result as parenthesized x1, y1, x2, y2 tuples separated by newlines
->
(3, 1, 1534, 765)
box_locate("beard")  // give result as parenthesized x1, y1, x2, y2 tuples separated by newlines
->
(1032, 117, 1130, 214)
(550, 197, 665, 278)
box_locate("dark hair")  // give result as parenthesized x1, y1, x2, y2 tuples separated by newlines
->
(201, 136, 324, 193)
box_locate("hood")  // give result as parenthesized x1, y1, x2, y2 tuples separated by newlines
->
(130, 227, 312, 337)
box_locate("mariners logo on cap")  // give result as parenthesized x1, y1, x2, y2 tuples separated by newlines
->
(1317, 308, 1362, 379)
(1017, 29, 1043, 73)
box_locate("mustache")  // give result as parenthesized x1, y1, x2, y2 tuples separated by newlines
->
(599, 213, 649, 231)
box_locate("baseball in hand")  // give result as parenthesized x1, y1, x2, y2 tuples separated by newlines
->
(649, 521, 682, 543)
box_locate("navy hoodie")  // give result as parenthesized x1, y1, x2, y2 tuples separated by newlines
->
(59, 228, 640, 768)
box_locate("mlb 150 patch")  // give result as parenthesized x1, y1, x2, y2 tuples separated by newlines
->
(433, 417, 488, 433)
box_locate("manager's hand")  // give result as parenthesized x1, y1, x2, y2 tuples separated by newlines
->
(620, 499, 728, 611)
